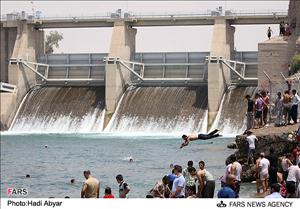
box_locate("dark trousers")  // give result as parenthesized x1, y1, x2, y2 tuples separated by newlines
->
(202, 180, 215, 198)
(269, 168, 278, 185)
(291, 105, 298, 123)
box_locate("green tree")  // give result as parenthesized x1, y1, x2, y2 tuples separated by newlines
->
(45, 31, 63, 54)
(291, 54, 300, 74)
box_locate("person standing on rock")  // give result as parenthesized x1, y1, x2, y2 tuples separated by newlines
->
(261, 91, 269, 126)
(259, 153, 270, 194)
(275, 92, 284, 126)
(246, 131, 258, 164)
(291, 89, 300, 124)
(245, 94, 255, 132)
(254, 93, 264, 128)
(282, 90, 292, 125)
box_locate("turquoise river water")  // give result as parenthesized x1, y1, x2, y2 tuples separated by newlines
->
(0, 133, 255, 198)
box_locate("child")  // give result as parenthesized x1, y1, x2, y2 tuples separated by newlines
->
(103, 187, 115, 198)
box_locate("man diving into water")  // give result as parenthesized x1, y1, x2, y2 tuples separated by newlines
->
(180, 129, 221, 148)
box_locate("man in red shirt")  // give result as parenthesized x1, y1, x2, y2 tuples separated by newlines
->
(103, 187, 115, 198)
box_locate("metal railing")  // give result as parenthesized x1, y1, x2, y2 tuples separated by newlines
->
(1, 10, 288, 22)
(206, 56, 258, 83)
(104, 57, 206, 84)
(9, 58, 105, 85)
(0, 82, 17, 93)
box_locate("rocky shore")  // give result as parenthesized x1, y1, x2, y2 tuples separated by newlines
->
(227, 124, 299, 182)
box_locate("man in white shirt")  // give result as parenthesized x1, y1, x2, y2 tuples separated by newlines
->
(291, 89, 300, 124)
(170, 165, 186, 198)
(286, 163, 300, 198)
(246, 131, 258, 164)
(259, 153, 270, 194)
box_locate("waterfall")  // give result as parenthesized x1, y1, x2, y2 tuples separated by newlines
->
(105, 86, 208, 133)
(211, 86, 258, 135)
(9, 86, 105, 133)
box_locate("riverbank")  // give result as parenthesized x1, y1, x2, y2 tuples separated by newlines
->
(227, 123, 299, 182)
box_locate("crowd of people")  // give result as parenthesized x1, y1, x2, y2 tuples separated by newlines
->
(245, 89, 299, 132)
(80, 153, 300, 199)
(252, 147, 300, 198)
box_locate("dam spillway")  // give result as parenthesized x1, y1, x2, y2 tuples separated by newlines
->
(106, 86, 208, 133)
(211, 86, 258, 134)
(10, 87, 105, 133)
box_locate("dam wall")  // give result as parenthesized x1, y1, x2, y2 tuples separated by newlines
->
(2, 10, 276, 131)
(0, 21, 44, 130)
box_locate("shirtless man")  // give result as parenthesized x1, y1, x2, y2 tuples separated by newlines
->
(196, 161, 215, 198)
(180, 129, 221, 148)
(81, 170, 100, 198)
(229, 156, 242, 197)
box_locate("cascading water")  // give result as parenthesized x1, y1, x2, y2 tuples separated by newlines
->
(210, 86, 258, 135)
(9, 87, 105, 133)
(105, 86, 208, 133)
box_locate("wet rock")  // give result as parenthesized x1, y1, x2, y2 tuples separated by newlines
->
(226, 125, 298, 183)
(241, 164, 256, 182)
(235, 133, 295, 158)
(227, 143, 237, 149)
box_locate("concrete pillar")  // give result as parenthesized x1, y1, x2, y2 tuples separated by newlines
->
(257, 37, 289, 92)
(0, 26, 17, 82)
(9, 21, 44, 93)
(0, 21, 44, 130)
(207, 18, 235, 127)
(105, 21, 136, 116)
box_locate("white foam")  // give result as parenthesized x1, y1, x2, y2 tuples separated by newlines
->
(9, 109, 105, 134)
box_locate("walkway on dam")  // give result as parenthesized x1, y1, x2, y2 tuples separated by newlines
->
(1, 10, 288, 28)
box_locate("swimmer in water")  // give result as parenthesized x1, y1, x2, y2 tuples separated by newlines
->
(180, 129, 221, 148)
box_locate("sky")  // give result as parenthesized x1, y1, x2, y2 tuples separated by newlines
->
(1, 1, 289, 53)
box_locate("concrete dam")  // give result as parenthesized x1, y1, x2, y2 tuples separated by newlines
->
(2, 9, 297, 134)
(6, 50, 258, 134)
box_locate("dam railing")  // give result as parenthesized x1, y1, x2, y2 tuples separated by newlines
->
(35, 51, 257, 86)
(1, 10, 287, 21)
(9, 58, 105, 86)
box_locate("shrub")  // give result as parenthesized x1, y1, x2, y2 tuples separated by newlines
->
(291, 54, 300, 74)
